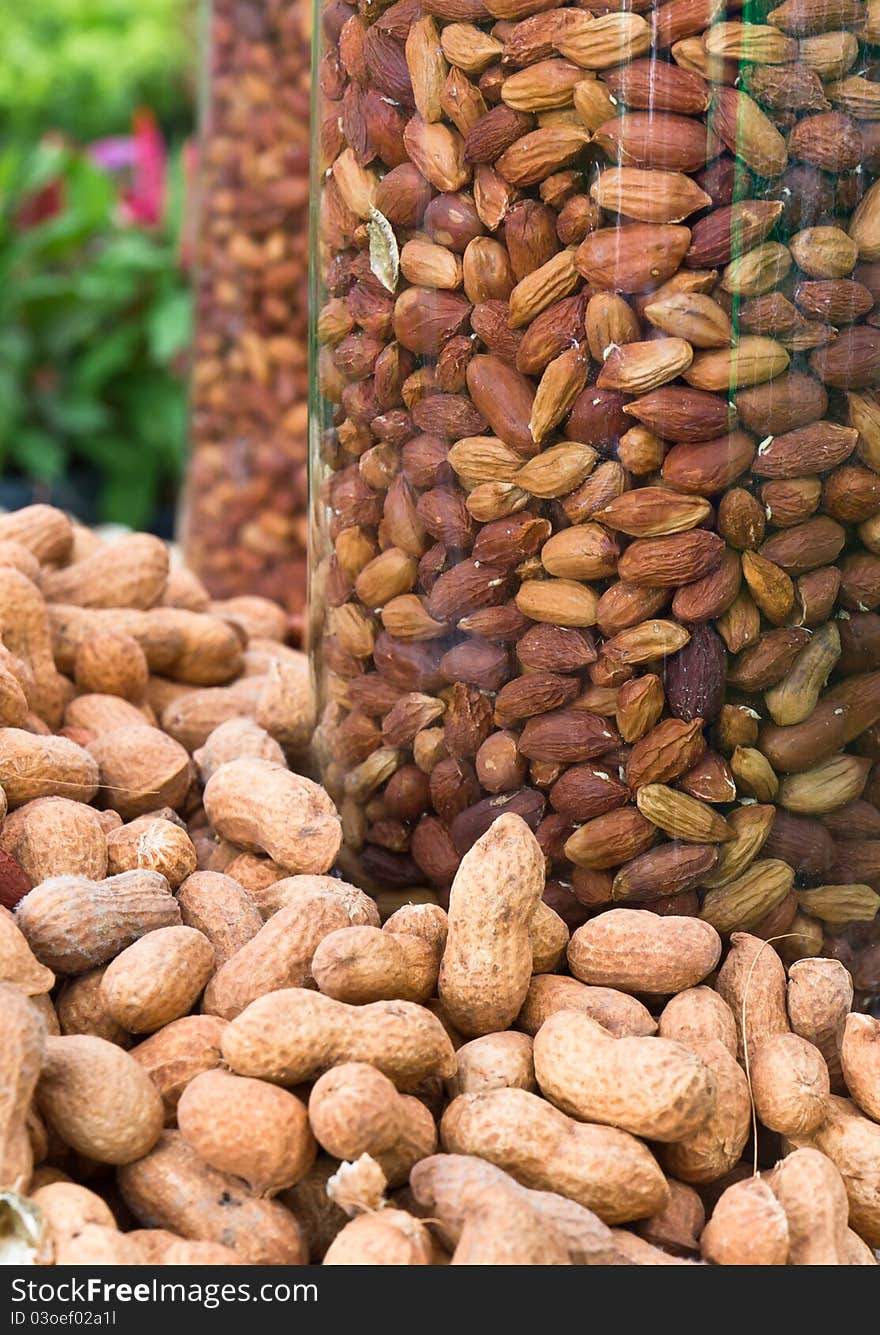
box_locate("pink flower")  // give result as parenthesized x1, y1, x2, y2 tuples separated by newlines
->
(90, 108, 166, 228)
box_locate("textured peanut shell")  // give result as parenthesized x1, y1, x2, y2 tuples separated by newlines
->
(446, 1032, 536, 1098)
(38, 1034, 163, 1164)
(15, 870, 180, 974)
(0, 907, 54, 995)
(700, 1177, 789, 1265)
(439, 813, 546, 1037)
(0, 729, 98, 807)
(841, 1012, 880, 1122)
(203, 758, 342, 873)
(323, 1209, 433, 1265)
(130, 1015, 226, 1124)
(451, 1192, 573, 1265)
(791, 1095, 880, 1247)
(43, 532, 169, 610)
(203, 890, 357, 1020)
(117, 1130, 306, 1263)
(767, 1148, 849, 1264)
(440, 1087, 669, 1225)
(55, 967, 131, 1047)
(534, 1011, 716, 1142)
(193, 716, 285, 782)
(161, 678, 265, 753)
(176, 870, 262, 965)
(87, 725, 193, 819)
(248, 872, 380, 925)
(312, 925, 438, 1005)
(211, 596, 287, 641)
(65, 693, 153, 737)
(99, 926, 216, 1033)
(106, 817, 197, 888)
(410, 1153, 622, 1264)
(788, 957, 853, 1091)
(73, 631, 149, 702)
(517, 974, 657, 1038)
(843, 1228, 878, 1264)
(128, 1229, 243, 1265)
(715, 932, 790, 1063)
(53, 1223, 144, 1265)
(662, 1040, 751, 1185)
(308, 1063, 436, 1187)
(529, 900, 570, 973)
(0, 797, 107, 884)
(255, 654, 315, 755)
(222, 988, 457, 1090)
(50, 605, 244, 686)
(0, 505, 72, 563)
(658, 987, 738, 1058)
(0, 568, 69, 725)
(177, 1069, 316, 1196)
(568, 908, 722, 994)
(214, 850, 286, 901)
(383, 902, 449, 956)
(749, 1033, 830, 1135)
(0, 984, 46, 1190)
(30, 1180, 114, 1241)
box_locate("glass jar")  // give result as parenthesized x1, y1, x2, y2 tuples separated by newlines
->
(309, 0, 880, 1002)
(184, 0, 311, 631)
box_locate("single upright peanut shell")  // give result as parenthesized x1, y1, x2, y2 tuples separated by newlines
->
(715, 932, 790, 1063)
(787, 957, 853, 1091)
(767, 1148, 850, 1265)
(439, 812, 545, 1037)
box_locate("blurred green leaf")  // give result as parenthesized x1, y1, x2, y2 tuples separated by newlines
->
(11, 429, 65, 480)
(147, 287, 191, 362)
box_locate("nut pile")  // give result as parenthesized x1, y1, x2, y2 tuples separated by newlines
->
(312, 0, 880, 990)
(185, 0, 310, 626)
(2, 646, 880, 1273)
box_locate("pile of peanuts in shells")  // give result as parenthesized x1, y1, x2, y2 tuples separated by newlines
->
(314, 0, 880, 1003)
(185, 0, 311, 624)
(0, 505, 879, 1266)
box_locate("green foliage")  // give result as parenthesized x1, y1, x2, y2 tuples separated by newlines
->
(0, 139, 191, 529)
(0, 0, 194, 141)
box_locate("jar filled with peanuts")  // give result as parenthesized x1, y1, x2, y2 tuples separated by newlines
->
(183, 0, 311, 632)
(310, 0, 880, 1007)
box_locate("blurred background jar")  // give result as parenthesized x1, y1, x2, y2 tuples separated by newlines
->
(183, 0, 311, 635)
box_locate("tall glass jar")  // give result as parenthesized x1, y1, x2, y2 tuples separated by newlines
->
(310, 0, 880, 1001)
(184, 0, 311, 630)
